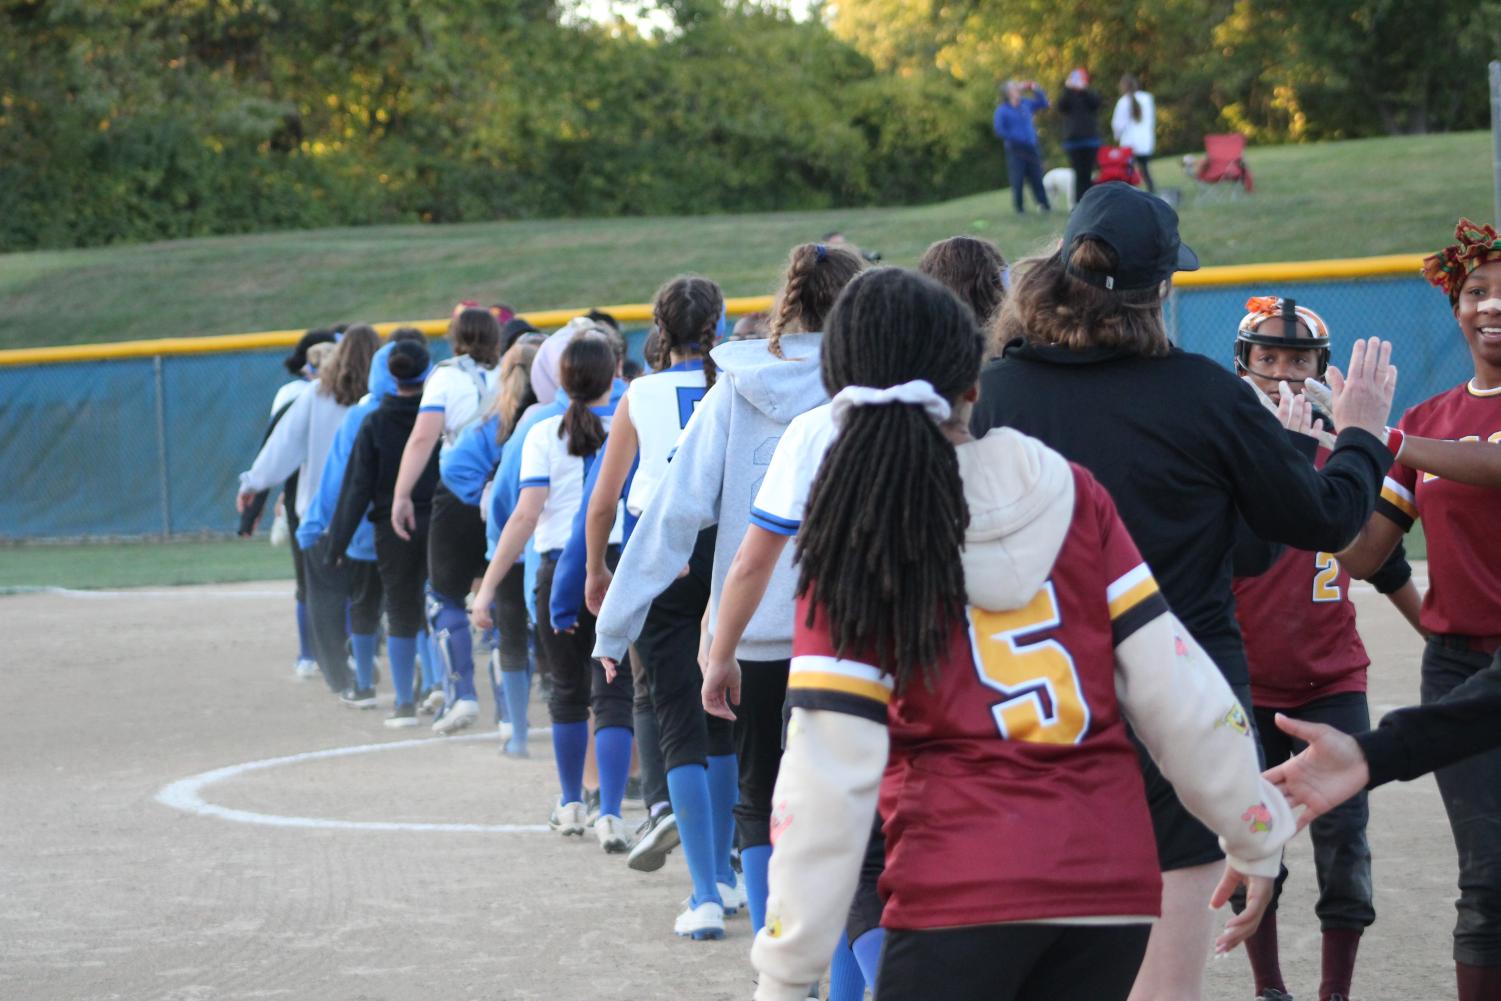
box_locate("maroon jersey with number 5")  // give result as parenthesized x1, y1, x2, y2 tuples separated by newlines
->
(1233, 448, 1369, 710)
(787, 468, 1170, 929)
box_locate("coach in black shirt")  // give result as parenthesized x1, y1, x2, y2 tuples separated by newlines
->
(968, 182, 1399, 997)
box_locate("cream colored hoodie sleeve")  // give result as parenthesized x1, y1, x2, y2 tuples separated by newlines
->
(1114, 613, 1295, 877)
(750, 706, 887, 1001)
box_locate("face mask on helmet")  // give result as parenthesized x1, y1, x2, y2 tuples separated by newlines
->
(1234, 295, 1331, 381)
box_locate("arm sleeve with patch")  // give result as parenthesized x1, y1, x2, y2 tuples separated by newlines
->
(751, 700, 888, 1001)
(1093, 478, 1295, 877)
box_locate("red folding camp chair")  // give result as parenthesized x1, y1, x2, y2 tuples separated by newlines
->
(1096, 145, 1141, 186)
(1195, 133, 1253, 195)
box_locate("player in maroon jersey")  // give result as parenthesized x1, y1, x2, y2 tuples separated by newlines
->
(1228, 296, 1424, 1001)
(1335, 220, 1501, 1001)
(748, 267, 1296, 1001)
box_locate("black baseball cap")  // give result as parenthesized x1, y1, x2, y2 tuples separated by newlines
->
(1062, 182, 1199, 291)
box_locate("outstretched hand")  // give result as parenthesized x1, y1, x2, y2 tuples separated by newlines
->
(1262, 712, 1369, 832)
(1327, 336, 1398, 440)
(1274, 382, 1325, 440)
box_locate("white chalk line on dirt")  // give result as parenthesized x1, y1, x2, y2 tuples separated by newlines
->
(1, 585, 293, 599)
(155, 731, 553, 833)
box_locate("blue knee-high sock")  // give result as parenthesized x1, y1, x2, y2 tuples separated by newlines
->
(388, 635, 418, 708)
(667, 765, 721, 908)
(742, 844, 773, 933)
(295, 601, 313, 660)
(851, 928, 885, 990)
(431, 596, 475, 701)
(350, 633, 378, 690)
(417, 631, 442, 692)
(501, 670, 531, 752)
(344, 601, 353, 638)
(551, 720, 589, 806)
(595, 726, 633, 819)
(707, 754, 739, 886)
(830, 930, 864, 1001)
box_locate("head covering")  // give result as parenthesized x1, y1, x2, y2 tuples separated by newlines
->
(1423, 218, 1501, 302)
(284, 329, 336, 376)
(387, 338, 432, 386)
(530, 317, 604, 405)
(1062, 182, 1199, 291)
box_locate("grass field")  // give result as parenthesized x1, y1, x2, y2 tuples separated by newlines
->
(0, 538, 293, 591)
(0, 132, 1491, 350)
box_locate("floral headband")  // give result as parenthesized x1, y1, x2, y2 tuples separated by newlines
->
(1422, 218, 1501, 301)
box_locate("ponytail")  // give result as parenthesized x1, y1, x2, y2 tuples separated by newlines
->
(557, 334, 615, 457)
(794, 269, 983, 690)
(768, 242, 866, 358)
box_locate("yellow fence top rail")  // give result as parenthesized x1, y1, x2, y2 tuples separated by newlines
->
(0, 256, 1426, 367)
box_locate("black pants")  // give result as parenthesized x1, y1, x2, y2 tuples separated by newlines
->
(493, 561, 530, 673)
(1135, 153, 1155, 192)
(734, 657, 790, 848)
(1424, 637, 1501, 966)
(1139, 681, 1256, 870)
(534, 554, 633, 731)
(632, 650, 670, 810)
(877, 923, 1150, 1001)
(373, 518, 428, 637)
(1066, 143, 1097, 202)
(1254, 693, 1374, 929)
(848, 811, 888, 943)
(427, 482, 488, 604)
(634, 529, 732, 771)
(348, 558, 383, 635)
(1004, 143, 1050, 213)
(302, 542, 353, 693)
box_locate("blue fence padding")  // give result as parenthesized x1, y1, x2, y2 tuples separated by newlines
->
(0, 281, 1469, 540)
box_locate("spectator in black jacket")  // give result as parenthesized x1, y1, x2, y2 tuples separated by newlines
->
(326, 338, 440, 729)
(968, 182, 1399, 1001)
(1057, 67, 1102, 202)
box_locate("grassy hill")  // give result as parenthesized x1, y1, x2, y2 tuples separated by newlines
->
(1, 131, 1492, 350)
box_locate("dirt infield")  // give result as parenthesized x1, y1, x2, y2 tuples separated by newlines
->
(0, 573, 1458, 1000)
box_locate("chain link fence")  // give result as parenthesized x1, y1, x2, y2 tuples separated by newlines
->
(0, 274, 1471, 541)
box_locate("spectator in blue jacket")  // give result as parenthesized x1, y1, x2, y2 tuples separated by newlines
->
(993, 79, 1052, 214)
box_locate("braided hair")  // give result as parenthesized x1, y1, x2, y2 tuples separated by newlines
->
(767, 243, 866, 358)
(558, 334, 615, 458)
(794, 268, 985, 690)
(652, 275, 724, 388)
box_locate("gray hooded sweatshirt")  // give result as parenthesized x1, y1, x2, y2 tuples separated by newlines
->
(593, 333, 828, 663)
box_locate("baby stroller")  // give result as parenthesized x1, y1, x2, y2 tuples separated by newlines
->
(1096, 145, 1142, 186)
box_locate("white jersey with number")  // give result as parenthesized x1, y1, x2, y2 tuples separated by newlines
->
(748, 402, 836, 537)
(624, 360, 709, 517)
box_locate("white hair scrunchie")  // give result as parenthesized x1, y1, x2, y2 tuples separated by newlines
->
(830, 379, 952, 428)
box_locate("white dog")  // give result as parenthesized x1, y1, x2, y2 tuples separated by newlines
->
(1043, 167, 1076, 210)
